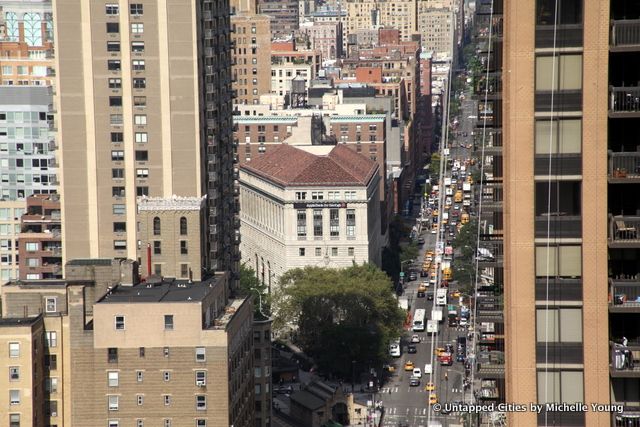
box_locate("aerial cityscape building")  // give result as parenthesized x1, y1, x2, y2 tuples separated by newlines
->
(0, 0, 572, 426)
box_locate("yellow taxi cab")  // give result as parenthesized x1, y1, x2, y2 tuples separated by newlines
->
(434, 347, 446, 357)
(426, 251, 434, 258)
(404, 361, 415, 371)
(461, 212, 470, 224)
(418, 283, 428, 293)
(443, 268, 452, 281)
(451, 290, 461, 298)
(429, 393, 438, 405)
(425, 382, 436, 391)
(432, 209, 439, 217)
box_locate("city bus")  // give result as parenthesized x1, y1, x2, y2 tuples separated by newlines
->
(413, 309, 426, 331)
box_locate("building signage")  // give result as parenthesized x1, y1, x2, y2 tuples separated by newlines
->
(293, 202, 348, 209)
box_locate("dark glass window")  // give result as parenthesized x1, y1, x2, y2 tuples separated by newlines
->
(106, 22, 120, 33)
(537, 0, 582, 25)
(535, 181, 581, 216)
(135, 150, 148, 161)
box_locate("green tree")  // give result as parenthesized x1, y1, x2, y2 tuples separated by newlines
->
(273, 264, 404, 378)
(238, 263, 270, 320)
(400, 242, 419, 264)
(452, 218, 479, 262)
(429, 152, 442, 178)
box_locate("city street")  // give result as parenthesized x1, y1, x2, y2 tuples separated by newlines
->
(379, 80, 479, 427)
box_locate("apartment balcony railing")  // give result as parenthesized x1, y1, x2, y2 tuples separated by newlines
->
(613, 410, 640, 426)
(611, 19, 640, 50)
(610, 279, 640, 313)
(474, 73, 502, 97)
(609, 151, 640, 181)
(609, 215, 640, 247)
(610, 86, 640, 114)
(610, 341, 640, 377)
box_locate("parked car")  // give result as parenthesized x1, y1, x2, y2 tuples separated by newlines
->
(275, 385, 294, 394)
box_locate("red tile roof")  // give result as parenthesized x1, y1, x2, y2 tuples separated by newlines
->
(240, 144, 378, 187)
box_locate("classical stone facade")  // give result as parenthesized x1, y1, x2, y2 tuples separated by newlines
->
(239, 144, 382, 285)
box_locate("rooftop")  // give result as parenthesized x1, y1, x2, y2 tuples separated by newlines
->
(0, 315, 42, 327)
(329, 114, 386, 123)
(97, 276, 221, 304)
(3, 279, 91, 289)
(67, 258, 113, 266)
(241, 144, 378, 187)
(290, 390, 325, 411)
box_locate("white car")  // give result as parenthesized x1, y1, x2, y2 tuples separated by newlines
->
(389, 342, 401, 357)
(459, 318, 468, 327)
(411, 334, 420, 343)
(412, 367, 422, 378)
(424, 363, 433, 375)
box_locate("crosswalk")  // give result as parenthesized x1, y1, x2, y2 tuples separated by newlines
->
(385, 407, 433, 416)
(379, 386, 463, 394)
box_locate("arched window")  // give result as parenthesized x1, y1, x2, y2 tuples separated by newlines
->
(153, 217, 161, 235)
(23, 13, 43, 46)
(180, 217, 188, 235)
(5, 13, 19, 42)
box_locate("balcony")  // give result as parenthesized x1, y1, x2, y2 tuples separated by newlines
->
(473, 73, 502, 98)
(610, 279, 640, 313)
(611, 19, 640, 51)
(613, 410, 640, 426)
(609, 151, 640, 183)
(610, 86, 640, 117)
(609, 215, 640, 248)
(611, 342, 640, 377)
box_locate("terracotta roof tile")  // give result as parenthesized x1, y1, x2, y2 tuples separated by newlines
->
(241, 144, 378, 187)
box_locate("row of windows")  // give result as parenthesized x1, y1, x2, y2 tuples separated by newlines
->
(108, 346, 206, 363)
(107, 394, 208, 410)
(112, 186, 148, 198)
(111, 149, 148, 161)
(106, 3, 144, 16)
(106, 22, 145, 34)
(152, 240, 189, 255)
(299, 247, 355, 257)
(106, 41, 145, 53)
(106, 369, 207, 387)
(153, 217, 188, 235)
(112, 168, 149, 179)
(297, 209, 356, 238)
(107, 419, 208, 427)
(295, 191, 357, 200)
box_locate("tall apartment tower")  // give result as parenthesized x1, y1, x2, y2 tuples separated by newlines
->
(53, 1, 238, 282)
(231, 12, 272, 106)
(502, 0, 628, 425)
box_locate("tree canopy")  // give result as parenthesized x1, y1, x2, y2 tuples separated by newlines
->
(273, 264, 404, 378)
(238, 262, 270, 320)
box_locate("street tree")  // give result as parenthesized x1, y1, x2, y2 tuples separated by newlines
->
(429, 153, 442, 178)
(273, 264, 404, 378)
(238, 262, 270, 319)
(453, 218, 478, 262)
